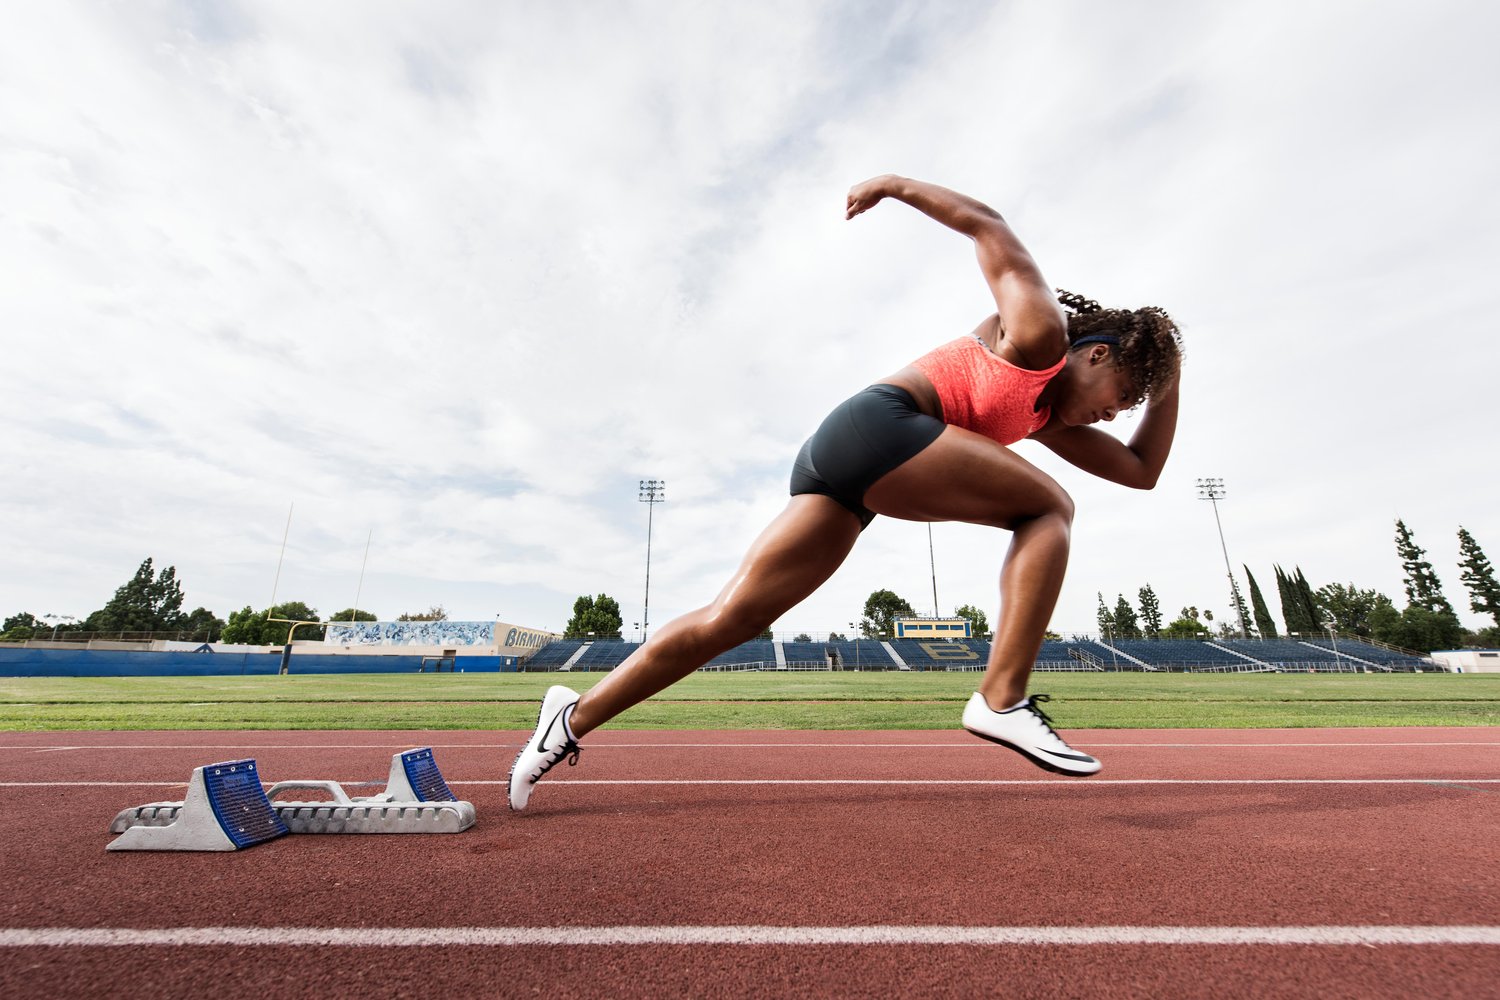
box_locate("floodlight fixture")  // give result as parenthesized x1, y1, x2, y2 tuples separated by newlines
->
(1195, 477, 1250, 636)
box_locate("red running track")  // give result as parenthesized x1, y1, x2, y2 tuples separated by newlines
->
(1, 727, 1497, 998)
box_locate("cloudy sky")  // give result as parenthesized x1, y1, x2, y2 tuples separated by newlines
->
(4, 0, 1498, 639)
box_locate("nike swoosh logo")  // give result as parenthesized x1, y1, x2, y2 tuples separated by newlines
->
(533, 709, 564, 753)
(1037, 747, 1095, 762)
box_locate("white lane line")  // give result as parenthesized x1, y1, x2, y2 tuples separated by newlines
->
(477, 778, 1500, 786)
(3, 778, 1498, 789)
(1, 925, 1497, 948)
(2, 741, 1498, 751)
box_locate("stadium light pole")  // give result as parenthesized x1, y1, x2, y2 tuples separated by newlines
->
(43, 613, 76, 642)
(927, 524, 939, 617)
(639, 479, 666, 643)
(1195, 478, 1252, 638)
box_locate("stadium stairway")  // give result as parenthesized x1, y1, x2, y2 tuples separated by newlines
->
(1202, 641, 1277, 671)
(882, 641, 911, 670)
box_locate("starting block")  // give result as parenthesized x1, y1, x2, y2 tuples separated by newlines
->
(108, 748, 474, 850)
(108, 759, 288, 852)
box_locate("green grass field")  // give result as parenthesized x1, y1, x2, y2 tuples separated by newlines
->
(1, 671, 1496, 731)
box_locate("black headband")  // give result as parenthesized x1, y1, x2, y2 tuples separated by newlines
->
(1070, 334, 1119, 349)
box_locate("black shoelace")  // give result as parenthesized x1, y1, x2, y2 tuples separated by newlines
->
(533, 739, 581, 782)
(1025, 693, 1059, 735)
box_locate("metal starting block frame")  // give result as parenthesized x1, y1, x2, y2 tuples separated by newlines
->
(108, 748, 474, 850)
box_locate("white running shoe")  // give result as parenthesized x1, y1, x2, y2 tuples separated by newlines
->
(961, 692, 1101, 776)
(508, 685, 583, 811)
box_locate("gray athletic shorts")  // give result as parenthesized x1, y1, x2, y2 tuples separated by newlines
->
(789, 383, 946, 529)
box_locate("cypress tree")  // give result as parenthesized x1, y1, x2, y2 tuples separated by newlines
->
(1113, 595, 1141, 638)
(1394, 520, 1457, 616)
(1096, 592, 1116, 636)
(1229, 579, 1253, 637)
(1245, 567, 1278, 638)
(1293, 567, 1322, 630)
(1457, 527, 1500, 628)
(1274, 565, 1309, 633)
(1138, 583, 1163, 638)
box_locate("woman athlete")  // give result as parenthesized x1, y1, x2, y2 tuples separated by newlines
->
(510, 174, 1182, 810)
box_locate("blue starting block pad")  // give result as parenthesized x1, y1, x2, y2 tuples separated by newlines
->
(387, 747, 457, 802)
(108, 759, 288, 852)
(109, 749, 474, 846)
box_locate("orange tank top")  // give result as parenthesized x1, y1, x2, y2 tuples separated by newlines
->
(909, 335, 1064, 444)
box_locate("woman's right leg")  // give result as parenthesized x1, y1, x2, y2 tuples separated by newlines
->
(567, 493, 863, 738)
(860, 425, 1099, 776)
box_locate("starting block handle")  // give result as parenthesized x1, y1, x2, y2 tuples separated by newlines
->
(265, 780, 354, 804)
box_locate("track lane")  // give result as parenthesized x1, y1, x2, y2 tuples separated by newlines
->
(1, 728, 1496, 998)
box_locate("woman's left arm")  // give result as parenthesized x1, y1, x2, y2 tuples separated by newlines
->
(1031, 377, 1180, 489)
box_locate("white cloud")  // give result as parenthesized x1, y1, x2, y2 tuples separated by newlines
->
(2, 0, 1497, 639)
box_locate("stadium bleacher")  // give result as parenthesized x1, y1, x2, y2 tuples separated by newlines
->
(1216, 639, 1351, 671)
(888, 639, 989, 671)
(1296, 637, 1427, 670)
(1052, 639, 1143, 669)
(781, 642, 834, 667)
(823, 640, 896, 670)
(520, 633, 1432, 673)
(573, 641, 636, 671)
(522, 640, 583, 671)
(1107, 639, 1257, 671)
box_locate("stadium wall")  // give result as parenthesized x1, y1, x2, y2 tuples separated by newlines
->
(0, 647, 518, 677)
(322, 619, 558, 658)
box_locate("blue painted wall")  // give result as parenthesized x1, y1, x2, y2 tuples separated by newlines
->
(0, 648, 518, 677)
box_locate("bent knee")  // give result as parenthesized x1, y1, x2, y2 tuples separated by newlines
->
(998, 485, 1073, 532)
(1051, 488, 1076, 525)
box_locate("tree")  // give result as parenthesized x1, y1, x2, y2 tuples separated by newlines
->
(1394, 520, 1457, 617)
(1390, 605, 1464, 652)
(564, 594, 623, 639)
(755, 627, 774, 640)
(793, 633, 812, 643)
(1293, 569, 1321, 629)
(1229, 578, 1253, 638)
(827, 631, 847, 642)
(1112, 595, 1141, 638)
(954, 603, 989, 638)
(1457, 527, 1500, 628)
(1096, 593, 1116, 636)
(1137, 584, 1162, 638)
(181, 607, 226, 642)
(1245, 567, 1278, 639)
(1275, 565, 1319, 634)
(1, 612, 42, 642)
(397, 605, 448, 622)
(328, 608, 379, 624)
(220, 602, 323, 645)
(1390, 520, 1462, 649)
(1368, 599, 1402, 646)
(861, 589, 916, 637)
(83, 558, 187, 634)
(1161, 606, 1205, 639)
(1315, 584, 1393, 639)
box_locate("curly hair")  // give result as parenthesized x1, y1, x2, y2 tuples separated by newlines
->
(1056, 289, 1182, 408)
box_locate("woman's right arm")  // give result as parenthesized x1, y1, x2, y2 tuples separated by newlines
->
(847, 174, 1067, 366)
